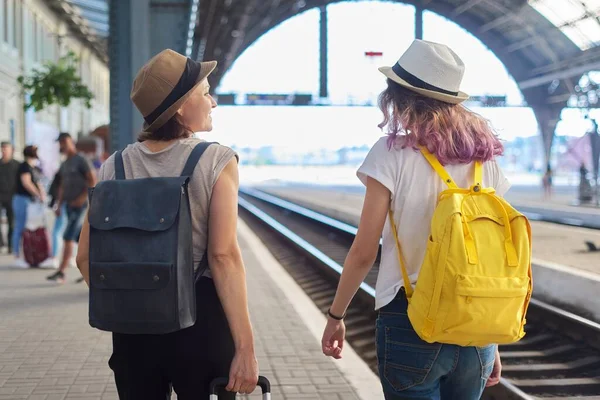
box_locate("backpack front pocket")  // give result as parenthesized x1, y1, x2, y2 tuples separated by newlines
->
(440, 275, 528, 344)
(89, 262, 176, 324)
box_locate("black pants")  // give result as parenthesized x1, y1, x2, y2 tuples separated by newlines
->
(0, 199, 14, 249)
(109, 278, 236, 399)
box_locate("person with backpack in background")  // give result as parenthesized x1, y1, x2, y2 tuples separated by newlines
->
(321, 40, 532, 399)
(75, 49, 258, 399)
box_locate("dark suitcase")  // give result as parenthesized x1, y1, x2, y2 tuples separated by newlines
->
(22, 227, 50, 267)
(209, 376, 271, 399)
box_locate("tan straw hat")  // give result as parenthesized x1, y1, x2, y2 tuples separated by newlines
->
(379, 39, 469, 104)
(131, 49, 217, 132)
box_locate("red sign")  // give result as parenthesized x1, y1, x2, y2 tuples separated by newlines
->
(365, 51, 383, 57)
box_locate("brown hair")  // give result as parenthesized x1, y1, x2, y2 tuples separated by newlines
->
(378, 79, 503, 165)
(137, 114, 193, 142)
(23, 145, 38, 159)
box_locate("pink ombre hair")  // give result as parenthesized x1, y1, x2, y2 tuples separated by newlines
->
(378, 80, 503, 165)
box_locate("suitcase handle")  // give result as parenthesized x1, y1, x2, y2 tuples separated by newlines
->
(209, 376, 271, 399)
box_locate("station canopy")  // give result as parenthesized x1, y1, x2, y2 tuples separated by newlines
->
(46, 0, 108, 60)
(529, 0, 600, 51)
(49, 0, 600, 106)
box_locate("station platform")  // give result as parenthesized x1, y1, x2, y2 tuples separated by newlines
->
(0, 220, 381, 400)
(254, 184, 600, 322)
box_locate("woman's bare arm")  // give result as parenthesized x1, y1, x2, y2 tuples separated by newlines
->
(76, 213, 90, 285)
(322, 177, 390, 358)
(329, 177, 390, 317)
(20, 172, 42, 200)
(208, 157, 258, 394)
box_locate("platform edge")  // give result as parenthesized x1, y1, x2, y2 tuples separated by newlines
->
(237, 219, 384, 400)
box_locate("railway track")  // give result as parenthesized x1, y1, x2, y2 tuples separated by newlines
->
(238, 187, 600, 400)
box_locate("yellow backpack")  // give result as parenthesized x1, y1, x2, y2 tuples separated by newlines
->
(389, 148, 532, 347)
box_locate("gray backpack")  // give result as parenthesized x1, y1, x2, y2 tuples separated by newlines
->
(87, 142, 212, 334)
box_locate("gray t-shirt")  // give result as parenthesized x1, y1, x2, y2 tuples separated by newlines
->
(97, 138, 237, 266)
(60, 154, 91, 203)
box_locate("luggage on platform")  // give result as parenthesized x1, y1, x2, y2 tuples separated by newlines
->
(209, 376, 271, 400)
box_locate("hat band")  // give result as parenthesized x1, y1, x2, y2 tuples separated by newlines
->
(144, 58, 202, 125)
(392, 63, 459, 96)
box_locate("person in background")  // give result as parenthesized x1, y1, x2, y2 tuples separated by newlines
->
(40, 171, 67, 268)
(0, 142, 20, 254)
(12, 145, 45, 268)
(542, 164, 553, 200)
(46, 133, 96, 283)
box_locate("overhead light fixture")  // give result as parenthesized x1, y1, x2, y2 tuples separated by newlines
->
(185, 0, 200, 57)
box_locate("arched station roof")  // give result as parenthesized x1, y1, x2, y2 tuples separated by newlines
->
(194, 0, 600, 109)
(48, 0, 600, 109)
(45, 0, 600, 157)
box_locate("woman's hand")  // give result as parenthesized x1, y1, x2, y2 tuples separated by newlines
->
(226, 348, 259, 394)
(486, 348, 502, 387)
(321, 318, 346, 359)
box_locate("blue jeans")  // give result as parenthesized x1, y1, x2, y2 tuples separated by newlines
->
(376, 290, 496, 400)
(63, 204, 86, 242)
(52, 204, 67, 257)
(11, 195, 30, 256)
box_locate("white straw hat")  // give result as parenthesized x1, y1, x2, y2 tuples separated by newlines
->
(379, 39, 469, 104)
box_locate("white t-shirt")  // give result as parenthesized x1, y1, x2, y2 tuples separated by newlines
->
(357, 136, 511, 310)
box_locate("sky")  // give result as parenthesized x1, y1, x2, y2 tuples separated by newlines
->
(201, 1, 598, 151)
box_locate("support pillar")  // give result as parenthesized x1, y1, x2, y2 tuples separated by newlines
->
(149, 0, 191, 57)
(109, 0, 137, 152)
(109, 0, 193, 152)
(532, 104, 562, 167)
(415, 6, 424, 40)
(319, 6, 328, 99)
(590, 120, 600, 205)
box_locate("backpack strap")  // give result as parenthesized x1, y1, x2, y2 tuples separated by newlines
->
(181, 141, 214, 279)
(180, 142, 213, 177)
(194, 250, 209, 283)
(388, 209, 414, 299)
(114, 151, 126, 180)
(473, 161, 483, 188)
(419, 147, 458, 189)
(181, 142, 213, 282)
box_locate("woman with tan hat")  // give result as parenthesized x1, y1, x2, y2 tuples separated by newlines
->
(75, 49, 258, 399)
(321, 40, 507, 399)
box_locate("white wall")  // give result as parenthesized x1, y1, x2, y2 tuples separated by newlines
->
(0, 0, 109, 161)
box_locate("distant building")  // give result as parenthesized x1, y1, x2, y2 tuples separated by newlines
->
(0, 0, 109, 159)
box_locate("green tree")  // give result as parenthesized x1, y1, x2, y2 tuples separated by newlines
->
(17, 51, 94, 112)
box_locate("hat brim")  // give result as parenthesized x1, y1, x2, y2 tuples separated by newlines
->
(378, 66, 469, 105)
(143, 60, 218, 132)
